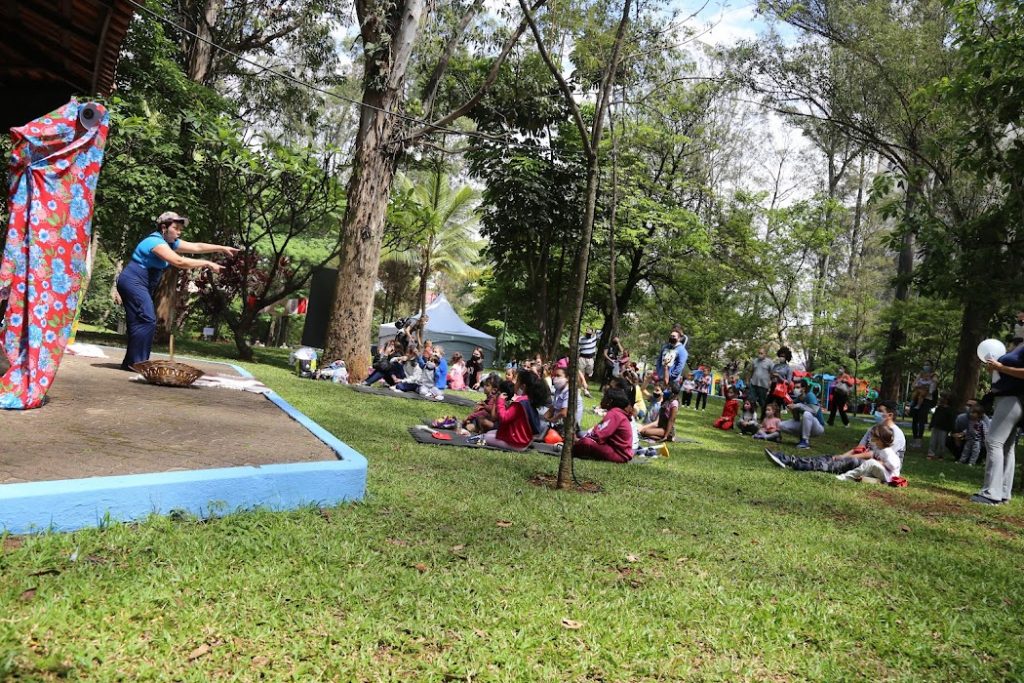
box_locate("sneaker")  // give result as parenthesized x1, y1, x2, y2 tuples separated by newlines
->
(970, 493, 1001, 505)
(796, 439, 811, 449)
(764, 448, 786, 468)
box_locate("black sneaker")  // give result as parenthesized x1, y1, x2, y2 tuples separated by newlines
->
(764, 448, 787, 468)
(969, 493, 1001, 505)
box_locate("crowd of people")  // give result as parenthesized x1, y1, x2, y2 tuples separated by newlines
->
(362, 312, 1023, 498)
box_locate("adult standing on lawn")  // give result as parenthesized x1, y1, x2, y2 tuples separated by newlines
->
(577, 328, 599, 395)
(117, 212, 238, 370)
(656, 328, 689, 390)
(828, 365, 856, 428)
(746, 347, 773, 416)
(766, 400, 905, 473)
(908, 362, 938, 448)
(601, 335, 625, 390)
(765, 346, 795, 415)
(971, 345, 1024, 505)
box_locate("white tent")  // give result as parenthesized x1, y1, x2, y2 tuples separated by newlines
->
(378, 294, 496, 366)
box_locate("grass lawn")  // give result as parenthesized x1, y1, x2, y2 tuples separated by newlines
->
(3, 337, 1023, 681)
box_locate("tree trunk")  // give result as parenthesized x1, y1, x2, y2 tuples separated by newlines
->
(323, 117, 402, 380)
(879, 169, 920, 401)
(559, 161, 601, 487)
(539, 0, 631, 489)
(153, 269, 178, 344)
(417, 245, 431, 316)
(184, 0, 225, 84)
(848, 154, 867, 278)
(949, 289, 997, 411)
(232, 311, 255, 361)
(608, 102, 620, 337)
(323, 0, 424, 382)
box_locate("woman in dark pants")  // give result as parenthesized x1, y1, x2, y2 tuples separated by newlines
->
(117, 211, 238, 370)
(828, 366, 855, 427)
(971, 347, 1024, 504)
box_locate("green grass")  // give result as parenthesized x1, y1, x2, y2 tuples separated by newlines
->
(3, 338, 1023, 681)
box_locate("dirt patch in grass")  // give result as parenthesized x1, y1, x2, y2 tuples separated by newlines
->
(865, 488, 966, 516)
(3, 535, 25, 552)
(528, 473, 602, 494)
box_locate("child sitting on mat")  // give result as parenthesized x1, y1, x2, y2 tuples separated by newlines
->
(572, 387, 635, 463)
(483, 369, 550, 450)
(393, 341, 444, 400)
(544, 366, 584, 432)
(463, 374, 501, 433)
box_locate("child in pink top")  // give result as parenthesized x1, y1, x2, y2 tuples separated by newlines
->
(752, 404, 782, 442)
(447, 352, 467, 390)
(572, 387, 634, 463)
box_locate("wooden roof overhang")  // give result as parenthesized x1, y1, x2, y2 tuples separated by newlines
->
(0, 0, 135, 129)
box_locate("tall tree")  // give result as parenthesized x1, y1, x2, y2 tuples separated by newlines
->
(732, 0, 955, 399)
(323, 1, 544, 380)
(518, 0, 633, 488)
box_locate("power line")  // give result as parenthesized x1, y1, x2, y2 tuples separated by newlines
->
(124, 0, 580, 160)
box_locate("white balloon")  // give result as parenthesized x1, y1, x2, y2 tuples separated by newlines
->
(977, 338, 1006, 362)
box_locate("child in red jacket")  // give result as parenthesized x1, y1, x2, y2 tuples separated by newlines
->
(713, 387, 741, 430)
(572, 387, 635, 463)
(484, 369, 550, 450)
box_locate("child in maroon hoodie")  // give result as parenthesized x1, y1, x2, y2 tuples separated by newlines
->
(572, 387, 634, 463)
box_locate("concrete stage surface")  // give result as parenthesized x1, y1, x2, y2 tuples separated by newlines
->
(0, 349, 367, 534)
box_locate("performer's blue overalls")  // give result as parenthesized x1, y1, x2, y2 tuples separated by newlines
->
(116, 232, 178, 370)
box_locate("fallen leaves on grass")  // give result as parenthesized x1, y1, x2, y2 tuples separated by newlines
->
(252, 655, 270, 667)
(187, 643, 212, 661)
(496, 520, 514, 528)
(561, 618, 583, 630)
(413, 563, 429, 573)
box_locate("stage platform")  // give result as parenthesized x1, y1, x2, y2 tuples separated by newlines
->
(0, 348, 367, 534)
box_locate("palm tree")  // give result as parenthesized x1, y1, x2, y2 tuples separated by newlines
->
(384, 164, 481, 316)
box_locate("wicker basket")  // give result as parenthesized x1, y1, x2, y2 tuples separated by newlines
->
(131, 360, 205, 387)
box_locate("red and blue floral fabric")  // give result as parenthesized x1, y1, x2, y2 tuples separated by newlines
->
(0, 99, 110, 409)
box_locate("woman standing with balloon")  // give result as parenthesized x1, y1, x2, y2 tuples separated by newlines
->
(972, 339, 1024, 505)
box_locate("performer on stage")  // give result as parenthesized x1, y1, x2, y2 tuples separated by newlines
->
(117, 212, 238, 370)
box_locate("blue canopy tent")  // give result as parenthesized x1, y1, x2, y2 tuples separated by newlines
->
(377, 295, 496, 367)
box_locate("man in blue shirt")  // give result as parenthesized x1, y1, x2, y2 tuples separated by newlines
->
(656, 330, 688, 389)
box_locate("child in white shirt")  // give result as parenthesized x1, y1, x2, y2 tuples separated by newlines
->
(837, 423, 901, 483)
